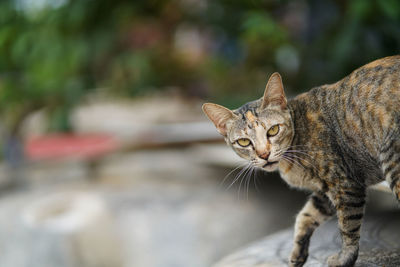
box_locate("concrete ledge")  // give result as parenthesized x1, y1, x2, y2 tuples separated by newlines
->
(214, 211, 400, 267)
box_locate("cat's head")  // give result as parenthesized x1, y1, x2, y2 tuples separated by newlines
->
(202, 73, 293, 172)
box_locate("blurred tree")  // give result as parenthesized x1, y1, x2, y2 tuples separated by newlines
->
(0, 0, 399, 163)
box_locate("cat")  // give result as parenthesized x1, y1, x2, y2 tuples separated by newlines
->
(202, 55, 400, 267)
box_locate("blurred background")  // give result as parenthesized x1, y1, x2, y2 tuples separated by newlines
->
(0, 0, 399, 266)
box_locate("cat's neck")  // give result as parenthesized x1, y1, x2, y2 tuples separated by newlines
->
(279, 91, 326, 191)
(287, 91, 319, 148)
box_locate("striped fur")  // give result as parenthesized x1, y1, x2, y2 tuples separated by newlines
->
(202, 56, 400, 267)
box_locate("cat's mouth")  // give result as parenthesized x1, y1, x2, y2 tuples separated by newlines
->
(263, 161, 279, 171)
(262, 161, 279, 168)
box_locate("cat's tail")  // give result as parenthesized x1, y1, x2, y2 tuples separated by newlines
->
(380, 140, 400, 201)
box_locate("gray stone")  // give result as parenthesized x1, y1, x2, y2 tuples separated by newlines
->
(214, 211, 400, 267)
(21, 192, 123, 267)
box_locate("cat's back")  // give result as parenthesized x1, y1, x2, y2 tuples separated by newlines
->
(290, 56, 400, 173)
(333, 56, 400, 158)
(343, 55, 400, 102)
(296, 56, 400, 110)
(332, 56, 400, 132)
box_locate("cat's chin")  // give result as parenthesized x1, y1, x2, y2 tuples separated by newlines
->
(262, 161, 279, 172)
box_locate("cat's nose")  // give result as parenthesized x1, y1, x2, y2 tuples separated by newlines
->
(258, 152, 270, 160)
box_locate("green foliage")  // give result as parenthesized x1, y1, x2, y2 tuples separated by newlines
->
(0, 0, 400, 134)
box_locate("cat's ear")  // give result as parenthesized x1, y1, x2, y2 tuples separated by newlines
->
(202, 103, 237, 136)
(261, 72, 287, 109)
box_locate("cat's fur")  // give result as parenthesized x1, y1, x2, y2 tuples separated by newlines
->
(202, 56, 400, 267)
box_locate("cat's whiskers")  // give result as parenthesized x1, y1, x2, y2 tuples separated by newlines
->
(245, 165, 256, 200)
(281, 155, 306, 171)
(285, 150, 319, 169)
(285, 150, 315, 158)
(285, 152, 318, 171)
(224, 160, 261, 199)
(227, 163, 251, 190)
(276, 150, 304, 171)
(285, 144, 323, 152)
(253, 167, 260, 192)
(276, 146, 319, 172)
(220, 161, 249, 187)
(284, 145, 320, 154)
(238, 164, 253, 199)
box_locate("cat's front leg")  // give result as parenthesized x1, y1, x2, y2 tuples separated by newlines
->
(289, 193, 335, 267)
(327, 188, 366, 267)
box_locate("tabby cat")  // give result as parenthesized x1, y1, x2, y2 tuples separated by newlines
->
(202, 56, 400, 267)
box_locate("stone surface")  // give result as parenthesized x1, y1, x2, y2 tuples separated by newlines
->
(214, 211, 400, 267)
(22, 192, 123, 267)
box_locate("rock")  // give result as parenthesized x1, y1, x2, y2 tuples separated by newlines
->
(21, 192, 123, 267)
(214, 211, 400, 267)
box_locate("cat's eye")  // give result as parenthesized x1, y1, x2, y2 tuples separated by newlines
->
(267, 125, 280, 137)
(237, 138, 251, 147)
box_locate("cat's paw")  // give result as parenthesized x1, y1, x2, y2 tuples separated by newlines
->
(289, 259, 307, 267)
(288, 252, 308, 267)
(327, 248, 358, 267)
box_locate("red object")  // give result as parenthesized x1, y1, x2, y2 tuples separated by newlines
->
(25, 134, 119, 161)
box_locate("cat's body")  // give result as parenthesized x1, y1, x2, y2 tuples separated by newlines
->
(202, 56, 400, 267)
(283, 57, 400, 191)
